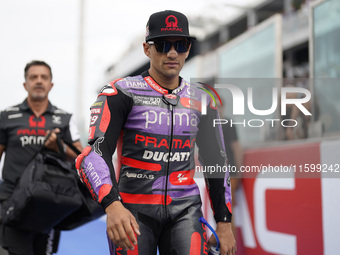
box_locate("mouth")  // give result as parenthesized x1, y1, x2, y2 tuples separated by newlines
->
(164, 61, 179, 68)
(34, 86, 44, 90)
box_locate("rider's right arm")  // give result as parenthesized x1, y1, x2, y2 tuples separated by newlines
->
(76, 83, 133, 210)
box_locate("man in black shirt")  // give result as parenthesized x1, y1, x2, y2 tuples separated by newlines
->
(0, 60, 83, 255)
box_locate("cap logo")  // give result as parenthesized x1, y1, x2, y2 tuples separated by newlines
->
(161, 15, 183, 32)
(165, 15, 178, 28)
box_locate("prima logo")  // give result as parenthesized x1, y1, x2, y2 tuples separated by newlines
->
(84, 162, 101, 187)
(20, 136, 45, 147)
(142, 110, 198, 128)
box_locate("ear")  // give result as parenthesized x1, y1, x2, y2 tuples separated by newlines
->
(23, 82, 28, 91)
(143, 42, 151, 59)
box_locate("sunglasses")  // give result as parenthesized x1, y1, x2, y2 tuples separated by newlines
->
(148, 40, 191, 53)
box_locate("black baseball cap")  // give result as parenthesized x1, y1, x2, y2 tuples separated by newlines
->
(145, 10, 196, 41)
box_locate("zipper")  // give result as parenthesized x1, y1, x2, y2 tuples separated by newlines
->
(164, 104, 174, 209)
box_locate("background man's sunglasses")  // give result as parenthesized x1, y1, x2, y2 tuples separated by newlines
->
(148, 40, 191, 53)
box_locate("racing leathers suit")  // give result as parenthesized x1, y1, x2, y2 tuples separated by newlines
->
(76, 71, 232, 255)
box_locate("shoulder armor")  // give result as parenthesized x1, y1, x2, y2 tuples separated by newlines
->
(98, 78, 122, 96)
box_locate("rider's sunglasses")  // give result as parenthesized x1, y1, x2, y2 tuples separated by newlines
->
(148, 40, 191, 53)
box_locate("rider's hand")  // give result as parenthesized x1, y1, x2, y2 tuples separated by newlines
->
(106, 201, 140, 250)
(207, 222, 236, 255)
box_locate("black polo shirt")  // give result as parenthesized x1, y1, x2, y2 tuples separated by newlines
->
(0, 99, 80, 199)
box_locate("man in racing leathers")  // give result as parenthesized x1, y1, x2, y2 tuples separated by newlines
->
(76, 10, 236, 255)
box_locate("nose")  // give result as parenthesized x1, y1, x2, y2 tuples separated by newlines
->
(36, 75, 44, 83)
(167, 45, 178, 59)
